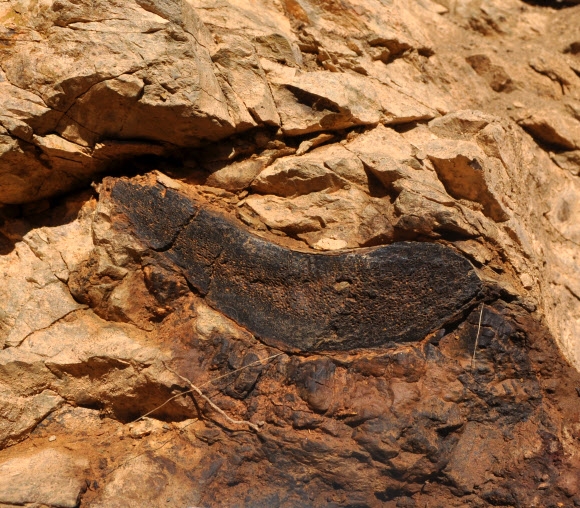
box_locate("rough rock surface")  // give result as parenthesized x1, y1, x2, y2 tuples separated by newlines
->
(0, 0, 580, 507)
(0, 449, 89, 507)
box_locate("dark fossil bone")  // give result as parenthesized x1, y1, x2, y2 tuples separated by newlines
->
(110, 179, 483, 352)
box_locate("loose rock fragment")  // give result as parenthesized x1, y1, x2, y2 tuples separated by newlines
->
(0, 449, 89, 508)
(251, 156, 347, 197)
(518, 110, 580, 149)
(424, 139, 509, 222)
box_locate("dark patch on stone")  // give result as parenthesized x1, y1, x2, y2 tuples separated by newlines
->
(522, 0, 580, 6)
(110, 179, 483, 352)
(0, 231, 13, 255)
(149, 300, 580, 508)
(111, 180, 197, 251)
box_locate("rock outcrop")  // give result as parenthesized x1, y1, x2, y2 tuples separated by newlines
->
(1, 0, 580, 506)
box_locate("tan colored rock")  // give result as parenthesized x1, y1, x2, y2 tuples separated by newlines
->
(4, 281, 85, 348)
(0, 449, 89, 508)
(296, 133, 334, 155)
(314, 144, 369, 187)
(518, 110, 580, 150)
(392, 181, 478, 238)
(195, 300, 253, 341)
(192, 0, 300, 55)
(364, 57, 451, 115)
(428, 109, 497, 140)
(529, 49, 580, 94)
(357, 152, 420, 188)
(244, 187, 394, 248)
(0, 308, 190, 425)
(551, 149, 580, 175)
(0, 135, 82, 205)
(347, 124, 417, 165)
(423, 139, 509, 222)
(545, 180, 580, 245)
(466, 53, 515, 92)
(212, 36, 281, 127)
(89, 450, 202, 508)
(300, 0, 434, 65)
(0, 388, 63, 448)
(206, 158, 267, 192)
(34, 134, 92, 163)
(0, 201, 192, 438)
(0, 0, 252, 204)
(345, 125, 451, 204)
(0, 200, 94, 348)
(265, 63, 436, 136)
(251, 155, 347, 197)
(0, 242, 85, 349)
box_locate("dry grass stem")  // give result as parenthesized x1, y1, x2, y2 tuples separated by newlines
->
(130, 353, 282, 425)
(471, 303, 484, 371)
(165, 364, 262, 432)
(104, 355, 283, 476)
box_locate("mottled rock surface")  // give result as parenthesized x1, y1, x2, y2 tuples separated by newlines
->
(0, 0, 580, 507)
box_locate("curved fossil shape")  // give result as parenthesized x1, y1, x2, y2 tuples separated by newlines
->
(110, 179, 483, 352)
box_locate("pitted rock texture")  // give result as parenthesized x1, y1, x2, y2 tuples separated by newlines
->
(161, 302, 580, 508)
(106, 178, 482, 352)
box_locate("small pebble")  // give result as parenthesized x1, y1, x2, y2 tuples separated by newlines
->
(48, 435, 56, 442)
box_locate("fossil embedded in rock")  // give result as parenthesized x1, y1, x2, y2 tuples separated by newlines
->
(109, 178, 483, 352)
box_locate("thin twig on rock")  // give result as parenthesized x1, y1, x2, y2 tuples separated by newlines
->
(164, 363, 262, 432)
(104, 356, 282, 477)
(130, 353, 282, 425)
(471, 303, 485, 371)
